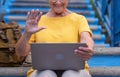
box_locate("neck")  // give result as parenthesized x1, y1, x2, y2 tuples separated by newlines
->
(47, 9, 72, 17)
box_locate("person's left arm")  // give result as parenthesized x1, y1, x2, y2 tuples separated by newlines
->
(75, 31, 94, 61)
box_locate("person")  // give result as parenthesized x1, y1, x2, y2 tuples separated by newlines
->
(15, 0, 94, 77)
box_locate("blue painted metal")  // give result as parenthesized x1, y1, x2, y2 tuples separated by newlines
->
(0, 0, 5, 9)
(0, 0, 5, 15)
(93, 0, 120, 46)
(92, 0, 112, 37)
(0, 0, 11, 11)
(0, 0, 11, 20)
(112, 0, 120, 46)
(88, 55, 120, 66)
(3, 0, 109, 46)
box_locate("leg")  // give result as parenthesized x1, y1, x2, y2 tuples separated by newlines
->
(62, 70, 92, 77)
(78, 69, 92, 77)
(30, 70, 57, 77)
(62, 70, 79, 77)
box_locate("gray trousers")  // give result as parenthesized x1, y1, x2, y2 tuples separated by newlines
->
(30, 70, 92, 77)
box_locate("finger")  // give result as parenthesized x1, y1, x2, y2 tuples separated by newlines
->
(74, 50, 89, 60)
(27, 11, 31, 20)
(74, 49, 92, 58)
(74, 49, 87, 56)
(77, 54, 90, 59)
(34, 9, 39, 18)
(29, 9, 35, 19)
(77, 53, 90, 60)
(37, 11, 42, 22)
(32, 9, 39, 20)
(78, 47, 93, 54)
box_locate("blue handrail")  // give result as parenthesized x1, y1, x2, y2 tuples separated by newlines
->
(92, 0, 120, 46)
(0, 0, 11, 20)
(92, 0, 112, 37)
(0, 0, 6, 20)
(0, 0, 6, 11)
(0, 0, 3, 12)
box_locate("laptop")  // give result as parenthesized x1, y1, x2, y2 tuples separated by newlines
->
(30, 43, 87, 70)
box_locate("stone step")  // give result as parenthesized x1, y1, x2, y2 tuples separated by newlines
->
(11, 0, 89, 5)
(3, 0, 109, 46)
(14, 22, 100, 30)
(90, 25, 102, 34)
(4, 15, 98, 25)
(6, 9, 95, 17)
(20, 25, 101, 32)
(89, 47, 120, 66)
(89, 66, 120, 76)
(20, 25, 101, 35)
(19, 26, 105, 43)
(10, 3, 92, 9)
(0, 48, 120, 76)
(8, 6, 92, 11)
(94, 44, 110, 47)
(1, 66, 120, 76)
(26, 47, 118, 65)
(93, 47, 120, 55)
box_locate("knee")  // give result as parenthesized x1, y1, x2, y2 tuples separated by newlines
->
(38, 70, 57, 77)
(62, 70, 92, 77)
(79, 70, 92, 77)
(62, 70, 79, 77)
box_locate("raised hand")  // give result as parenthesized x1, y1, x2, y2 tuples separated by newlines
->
(25, 9, 46, 36)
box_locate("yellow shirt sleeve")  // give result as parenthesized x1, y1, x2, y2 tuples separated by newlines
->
(78, 16, 92, 37)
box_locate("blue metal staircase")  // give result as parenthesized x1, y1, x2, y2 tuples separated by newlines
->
(1, 1, 120, 77)
(3, 0, 109, 47)
(92, 0, 120, 47)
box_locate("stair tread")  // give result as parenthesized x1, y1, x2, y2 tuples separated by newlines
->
(3, 0, 109, 46)
(89, 66, 120, 76)
(90, 26, 101, 30)
(93, 47, 120, 55)
(19, 25, 101, 31)
(19, 24, 104, 40)
(7, 7, 92, 11)
(0, 63, 120, 76)
(11, 3, 92, 9)
(7, 9, 95, 16)
(11, 0, 89, 4)
(4, 15, 98, 23)
(18, 25, 104, 41)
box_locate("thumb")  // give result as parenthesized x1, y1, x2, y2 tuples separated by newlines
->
(36, 26, 46, 32)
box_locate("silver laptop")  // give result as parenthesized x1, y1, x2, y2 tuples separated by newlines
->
(31, 43, 87, 70)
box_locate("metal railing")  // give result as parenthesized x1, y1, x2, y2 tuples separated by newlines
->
(0, 0, 6, 20)
(0, 0, 11, 20)
(0, 0, 6, 11)
(92, 0, 120, 46)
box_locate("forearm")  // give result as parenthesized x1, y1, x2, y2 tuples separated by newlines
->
(15, 33, 31, 56)
(80, 32, 94, 49)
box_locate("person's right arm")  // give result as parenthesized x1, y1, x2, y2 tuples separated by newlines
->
(15, 9, 46, 56)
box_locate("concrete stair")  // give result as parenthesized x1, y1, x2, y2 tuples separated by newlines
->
(0, 47, 120, 77)
(3, 0, 110, 47)
(1, 0, 120, 77)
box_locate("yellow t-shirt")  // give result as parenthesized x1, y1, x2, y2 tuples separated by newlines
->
(27, 13, 92, 77)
